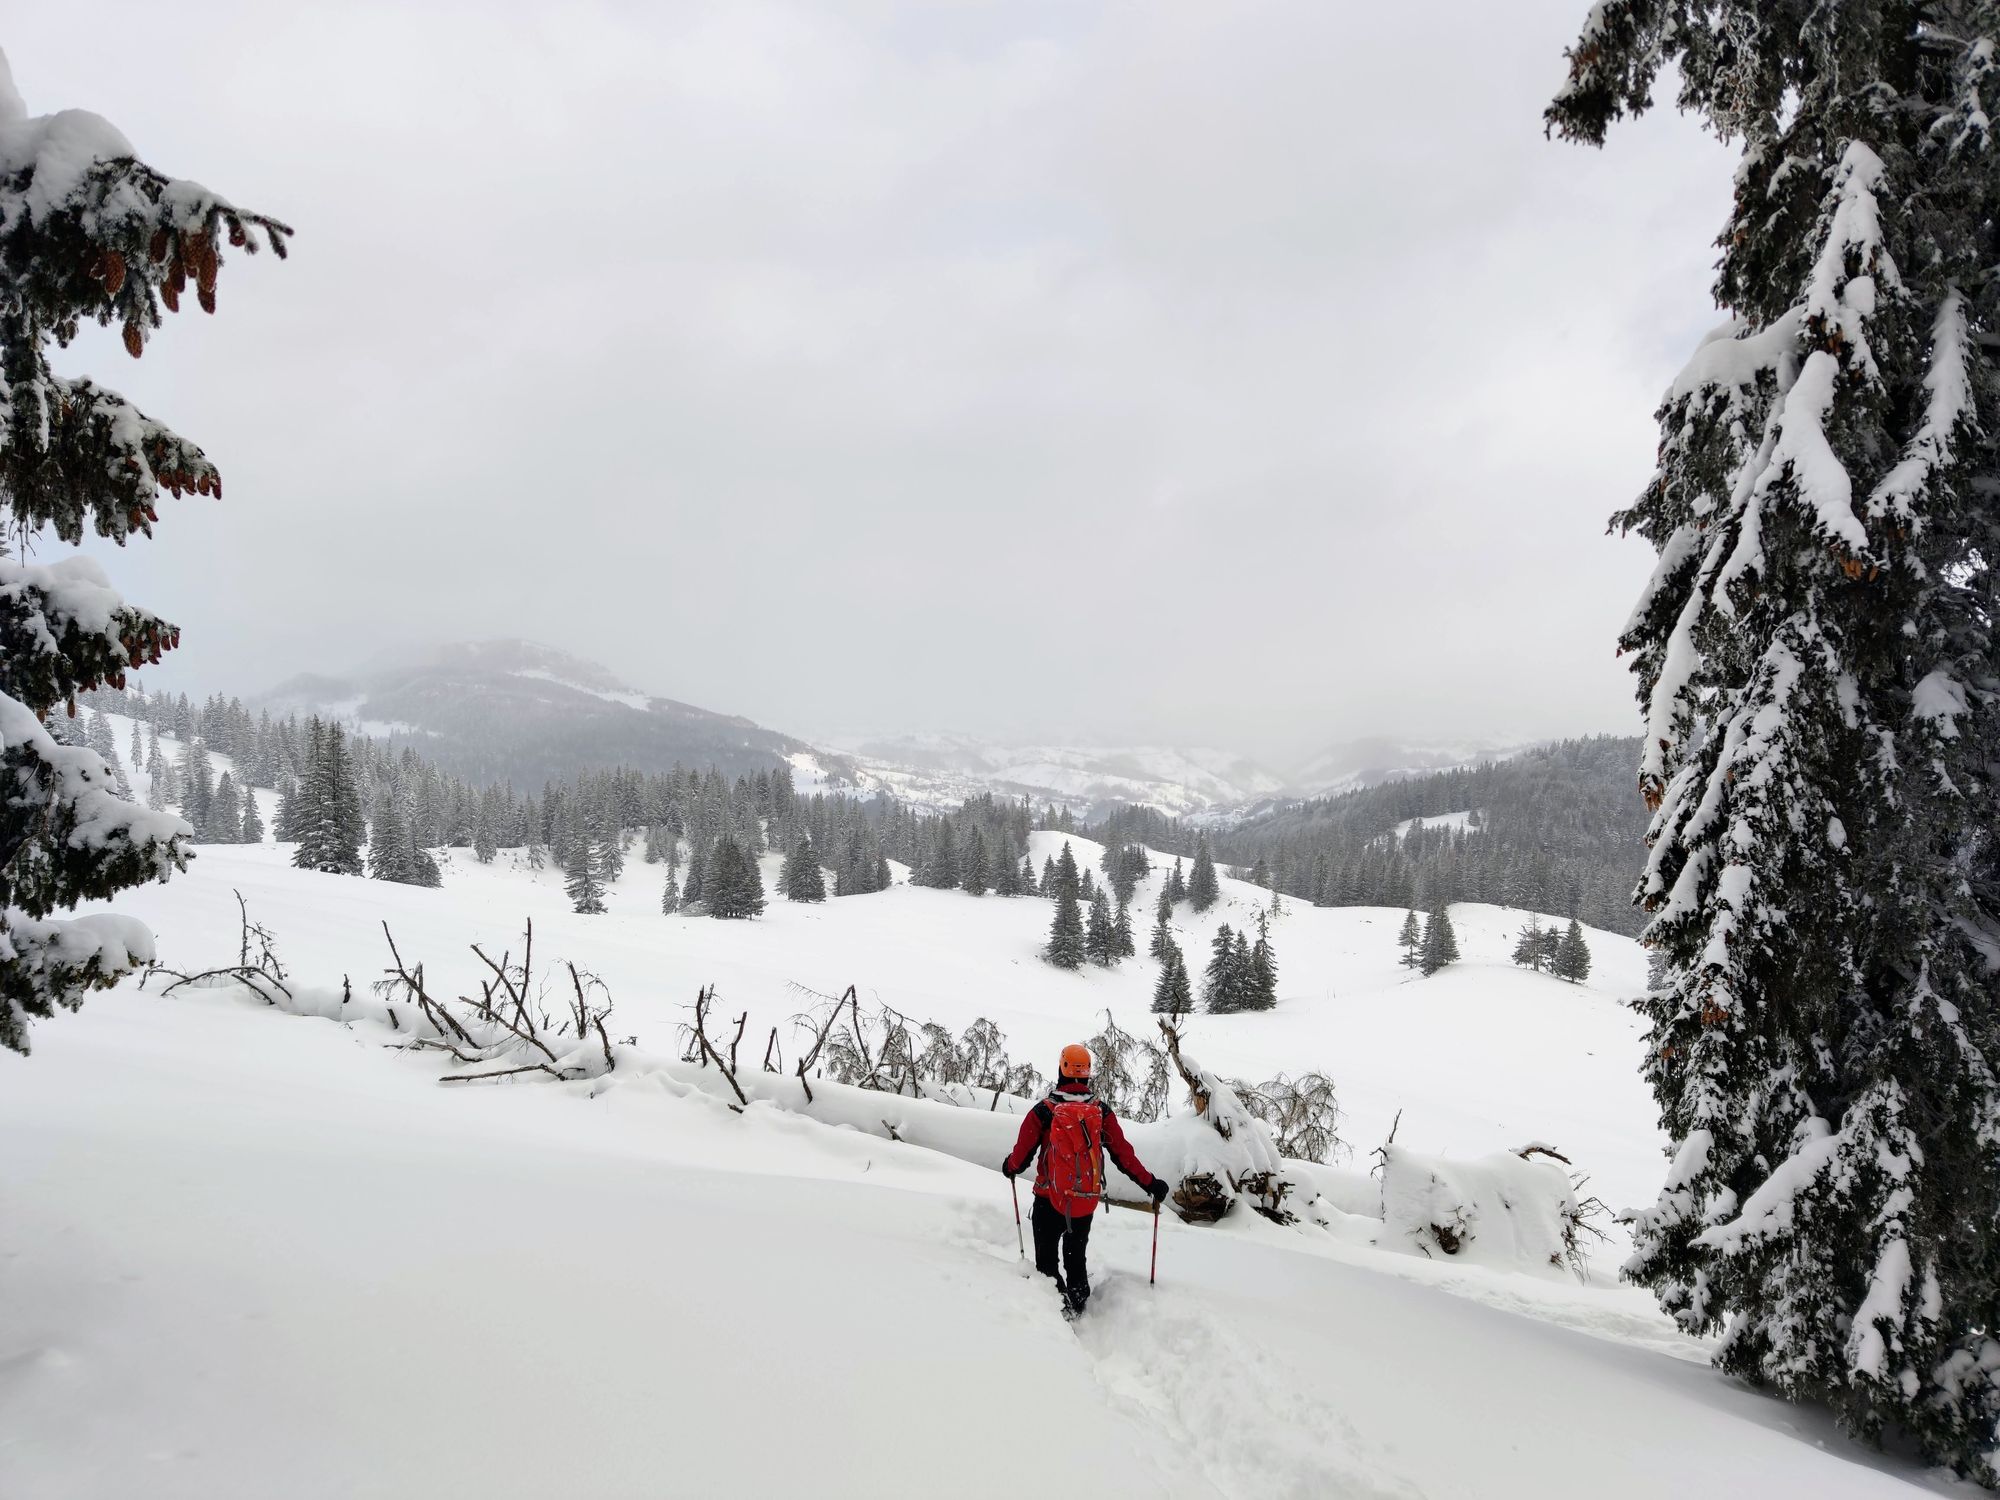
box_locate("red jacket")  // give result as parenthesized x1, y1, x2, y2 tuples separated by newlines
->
(1004, 1084, 1156, 1217)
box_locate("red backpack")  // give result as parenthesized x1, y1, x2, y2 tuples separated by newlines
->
(1041, 1098, 1105, 1215)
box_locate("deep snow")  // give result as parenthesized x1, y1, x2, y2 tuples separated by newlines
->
(0, 742, 1958, 1497)
(2, 978, 1945, 1499)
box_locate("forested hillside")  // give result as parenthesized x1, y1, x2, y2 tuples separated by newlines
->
(1091, 738, 1649, 935)
(256, 640, 829, 787)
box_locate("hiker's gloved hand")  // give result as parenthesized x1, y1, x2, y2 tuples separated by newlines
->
(1002, 1161, 1019, 1179)
(1148, 1179, 1169, 1204)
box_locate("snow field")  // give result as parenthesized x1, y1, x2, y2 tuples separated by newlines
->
(8, 723, 1949, 1491)
(1, 981, 1941, 1499)
(75, 775, 1660, 1231)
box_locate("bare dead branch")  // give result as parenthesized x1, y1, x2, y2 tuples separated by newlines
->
(1516, 1143, 1573, 1166)
(439, 1062, 571, 1085)
(1156, 1016, 1210, 1118)
(686, 985, 750, 1108)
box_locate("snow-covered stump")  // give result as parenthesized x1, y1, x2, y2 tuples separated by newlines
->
(1378, 1143, 1587, 1275)
(1153, 1018, 1299, 1224)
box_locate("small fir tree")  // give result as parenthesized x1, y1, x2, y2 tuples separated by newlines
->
(1246, 914, 1277, 1010)
(1511, 915, 1547, 972)
(1419, 904, 1459, 977)
(1050, 841, 1081, 903)
(1553, 919, 1592, 985)
(1045, 883, 1085, 969)
(1084, 890, 1117, 967)
(1397, 910, 1423, 969)
(959, 826, 988, 896)
(564, 837, 606, 915)
(706, 835, 766, 920)
(1187, 841, 1220, 912)
(992, 843, 1022, 897)
(1152, 939, 1192, 1018)
(1204, 923, 1240, 1012)
(239, 785, 264, 844)
(1113, 896, 1135, 960)
(781, 834, 826, 903)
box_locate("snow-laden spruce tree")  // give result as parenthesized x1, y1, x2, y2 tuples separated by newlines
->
(0, 49, 287, 1054)
(1549, 5, 2000, 1478)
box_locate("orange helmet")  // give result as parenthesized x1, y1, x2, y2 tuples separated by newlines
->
(1058, 1043, 1093, 1079)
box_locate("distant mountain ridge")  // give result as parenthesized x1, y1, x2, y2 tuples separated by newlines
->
(829, 733, 1289, 819)
(255, 640, 833, 789)
(254, 639, 1578, 814)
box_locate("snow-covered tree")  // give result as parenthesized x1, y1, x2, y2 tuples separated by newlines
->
(780, 833, 825, 903)
(180, 740, 214, 835)
(1187, 840, 1220, 912)
(207, 770, 241, 843)
(472, 795, 499, 864)
(1511, 914, 1548, 973)
(1084, 889, 1117, 966)
(1553, 919, 1592, 985)
(1418, 904, 1458, 977)
(0, 48, 289, 1053)
(958, 825, 988, 896)
(564, 837, 606, 915)
(706, 834, 765, 920)
(1550, 5, 2000, 1475)
(1045, 882, 1085, 969)
(1397, 909, 1423, 969)
(1204, 922, 1242, 1012)
(293, 722, 364, 876)
(1049, 841, 1080, 904)
(239, 785, 264, 845)
(680, 839, 707, 908)
(1245, 915, 1278, 1010)
(1151, 938, 1192, 1018)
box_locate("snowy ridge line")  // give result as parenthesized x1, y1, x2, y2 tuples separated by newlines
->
(162, 969, 1595, 1279)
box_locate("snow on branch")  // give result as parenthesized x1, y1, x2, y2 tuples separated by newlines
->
(0, 56, 291, 356)
(0, 906, 154, 1053)
(1866, 289, 1973, 533)
(3, 375, 224, 545)
(0, 553, 175, 710)
(0, 689, 187, 911)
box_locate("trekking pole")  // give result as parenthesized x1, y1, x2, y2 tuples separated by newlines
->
(1011, 1178, 1025, 1260)
(1150, 1200, 1160, 1286)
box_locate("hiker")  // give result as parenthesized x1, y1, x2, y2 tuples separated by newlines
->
(1002, 1043, 1170, 1315)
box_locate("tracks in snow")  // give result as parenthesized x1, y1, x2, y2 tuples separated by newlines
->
(1071, 1274, 1427, 1500)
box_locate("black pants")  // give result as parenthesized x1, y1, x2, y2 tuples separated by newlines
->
(1030, 1197, 1094, 1304)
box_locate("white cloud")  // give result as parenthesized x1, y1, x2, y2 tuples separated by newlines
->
(22, 0, 1731, 761)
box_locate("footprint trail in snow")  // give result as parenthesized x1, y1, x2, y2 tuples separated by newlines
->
(1068, 1274, 1427, 1500)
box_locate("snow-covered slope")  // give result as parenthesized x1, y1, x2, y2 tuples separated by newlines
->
(57, 827, 1660, 1217)
(831, 732, 1290, 817)
(255, 639, 837, 787)
(1289, 736, 1533, 799)
(2, 827, 1945, 1497)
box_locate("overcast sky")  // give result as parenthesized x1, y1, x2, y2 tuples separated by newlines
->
(17, 2, 1729, 766)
